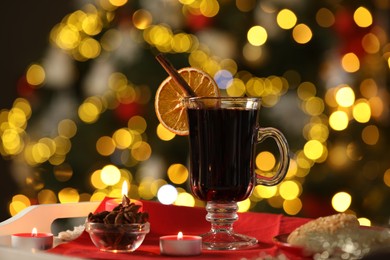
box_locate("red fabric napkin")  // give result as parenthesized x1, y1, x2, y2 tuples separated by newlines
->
(48, 198, 310, 259)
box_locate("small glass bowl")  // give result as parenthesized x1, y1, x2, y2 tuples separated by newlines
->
(85, 221, 150, 253)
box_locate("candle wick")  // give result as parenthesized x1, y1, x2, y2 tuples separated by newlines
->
(32, 227, 38, 237)
(122, 194, 130, 206)
(177, 231, 184, 240)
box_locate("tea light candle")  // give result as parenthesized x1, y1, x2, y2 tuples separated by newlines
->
(11, 228, 53, 251)
(105, 197, 143, 211)
(160, 232, 202, 256)
(105, 181, 143, 211)
(105, 198, 122, 211)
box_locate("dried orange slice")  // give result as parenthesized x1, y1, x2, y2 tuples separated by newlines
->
(155, 67, 220, 136)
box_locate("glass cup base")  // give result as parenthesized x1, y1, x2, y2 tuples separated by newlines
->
(201, 230, 258, 250)
(201, 201, 258, 250)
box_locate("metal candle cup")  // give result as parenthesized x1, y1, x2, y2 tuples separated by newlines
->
(105, 198, 143, 211)
(11, 228, 53, 251)
(160, 232, 202, 256)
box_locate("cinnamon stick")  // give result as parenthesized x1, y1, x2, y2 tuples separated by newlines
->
(156, 53, 197, 97)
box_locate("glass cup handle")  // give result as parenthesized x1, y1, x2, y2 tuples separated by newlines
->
(255, 127, 290, 186)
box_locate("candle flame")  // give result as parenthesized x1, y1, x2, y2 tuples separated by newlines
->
(32, 227, 38, 237)
(121, 181, 128, 196)
(177, 231, 183, 240)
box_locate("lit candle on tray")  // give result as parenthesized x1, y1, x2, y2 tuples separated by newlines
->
(105, 181, 143, 211)
(160, 231, 202, 256)
(11, 227, 53, 251)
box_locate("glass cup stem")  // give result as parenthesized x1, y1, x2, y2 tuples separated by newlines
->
(201, 201, 258, 250)
(206, 201, 237, 232)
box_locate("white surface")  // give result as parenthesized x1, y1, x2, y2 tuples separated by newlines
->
(0, 246, 86, 260)
(0, 202, 99, 247)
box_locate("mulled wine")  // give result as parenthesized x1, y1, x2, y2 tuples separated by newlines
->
(188, 107, 258, 202)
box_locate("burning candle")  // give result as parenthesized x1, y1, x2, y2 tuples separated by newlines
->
(11, 228, 53, 251)
(160, 232, 202, 256)
(105, 181, 143, 211)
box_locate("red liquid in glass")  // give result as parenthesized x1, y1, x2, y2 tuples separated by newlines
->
(188, 107, 258, 202)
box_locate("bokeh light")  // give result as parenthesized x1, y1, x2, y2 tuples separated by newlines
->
(383, 169, 390, 187)
(277, 9, 297, 30)
(329, 111, 349, 131)
(157, 184, 178, 205)
(336, 86, 355, 107)
(101, 164, 121, 186)
(237, 198, 251, 212)
(353, 7, 373, 28)
(26, 64, 45, 86)
(358, 217, 371, 226)
(279, 180, 301, 200)
(9, 194, 31, 216)
(283, 198, 302, 215)
(316, 8, 335, 28)
(256, 151, 276, 172)
(199, 0, 220, 17)
(58, 119, 77, 138)
(353, 99, 371, 123)
(174, 192, 195, 207)
(38, 189, 57, 204)
(332, 192, 352, 212)
(78, 101, 101, 123)
(362, 33, 380, 54)
(247, 26, 267, 46)
(361, 125, 379, 145)
(341, 53, 360, 73)
(133, 9, 153, 30)
(157, 123, 176, 141)
(110, 0, 128, 6)
(58, 187, 80, 203)
(303, 140, 324, 160)
(167, 164, 189, 184)
(96, 136, 116, 156)
(292, 24, 312, 44)
(253, 185, 277, 199)
(113, 128, 133, 149)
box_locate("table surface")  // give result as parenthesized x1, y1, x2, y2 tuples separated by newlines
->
(47, 198, 310, 259)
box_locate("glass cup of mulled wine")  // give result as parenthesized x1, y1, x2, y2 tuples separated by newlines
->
(183, 96, 290, 250)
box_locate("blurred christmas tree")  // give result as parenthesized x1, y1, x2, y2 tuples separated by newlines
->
(1, 0, 389, 225)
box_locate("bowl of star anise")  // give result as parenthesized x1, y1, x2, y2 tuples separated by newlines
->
(85, 196, 149, 253)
